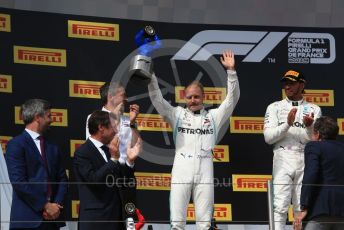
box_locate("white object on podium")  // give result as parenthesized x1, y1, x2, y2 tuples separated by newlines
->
(0, 147, 12, 230)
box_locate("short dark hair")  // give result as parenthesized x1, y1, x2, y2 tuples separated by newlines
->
(88, 110, 112, 135)
(100, 82, 110, 106)
(313, 116, 339, 140)
(21, 99, 51, 125)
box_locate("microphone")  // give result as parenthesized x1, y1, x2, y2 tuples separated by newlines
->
(120, 176, 137, 230)
(124, 202, 136, 230)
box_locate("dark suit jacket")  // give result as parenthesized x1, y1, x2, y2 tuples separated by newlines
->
(73, 139, 135, 230)
(5, 130, 68, 229)
(301, 140, 344, 220)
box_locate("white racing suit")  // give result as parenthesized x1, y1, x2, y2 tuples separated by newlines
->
(148, 70, 240, 230)
(263, 98, 321, 230)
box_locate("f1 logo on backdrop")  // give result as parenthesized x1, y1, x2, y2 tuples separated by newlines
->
(172, 30, 336, 64)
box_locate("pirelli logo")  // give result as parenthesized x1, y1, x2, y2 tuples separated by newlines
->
(288, 205, 294, 222)
(71, 200, 80, 219)
(0, 14, 11, 32)
(69, 80, 104, 99)
(175, 86, 226, 104)
(338, 118, 344, 135)
(14, 46, 67, 67)
(0, 74, 12, 93)
(68, 20, 119, 41)
(0, 136, 12, 153)
(135, 172, 171, 190)
(187, 204, 232, 221)
(282, 89, 334, 106)
(136, 114, 172, 132)
(230, 117, 264, 134)
(70, 140, 85, 157)
(15, 106, 68, 127)
(213, 145, 229, 162)
(232, 174, 272, 192)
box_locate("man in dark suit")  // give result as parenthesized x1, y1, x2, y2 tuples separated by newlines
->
(74, 110, 142, 230)
(5, 99, 68, 230)
(293, 116, 344, 230)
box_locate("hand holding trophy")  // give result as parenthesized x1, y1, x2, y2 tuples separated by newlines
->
(129, 25, 161, 84)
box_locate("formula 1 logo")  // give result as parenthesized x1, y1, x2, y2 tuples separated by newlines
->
(172, 30, 335, 64)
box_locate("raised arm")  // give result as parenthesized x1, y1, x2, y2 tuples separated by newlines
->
(210, 50, 240, 129)
(147, 73, 177, 124)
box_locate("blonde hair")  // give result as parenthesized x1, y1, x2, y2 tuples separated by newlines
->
(185, 80, 204, 94)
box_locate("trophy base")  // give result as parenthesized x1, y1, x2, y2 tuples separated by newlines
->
(129, 55, 153, 85)
(129, 70, 152, 85)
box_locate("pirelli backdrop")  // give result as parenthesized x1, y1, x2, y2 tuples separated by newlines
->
(1, 7, 344, 225)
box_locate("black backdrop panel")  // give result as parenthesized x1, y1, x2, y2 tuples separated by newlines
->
(1, 7, 343, 224)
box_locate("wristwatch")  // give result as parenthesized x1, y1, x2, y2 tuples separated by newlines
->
(130, 121, 138, 129)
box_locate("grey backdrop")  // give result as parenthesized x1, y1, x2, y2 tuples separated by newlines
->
(1, 0, 344, 27)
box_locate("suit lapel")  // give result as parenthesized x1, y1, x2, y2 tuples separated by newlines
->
(86, 139, 108, 165)
(22, 131, 45, 166)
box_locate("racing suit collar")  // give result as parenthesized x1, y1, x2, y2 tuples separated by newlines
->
(186, 107, 205, 115)
(285, 97, 304, 106)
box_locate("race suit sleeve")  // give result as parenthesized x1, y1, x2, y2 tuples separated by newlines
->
(210, 70, 240, 129)
(263, 102, 290, 145)
(148, 73, 178, 126)
(299, 105, 322, 143)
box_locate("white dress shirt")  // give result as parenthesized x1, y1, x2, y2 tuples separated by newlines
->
(88, 137, 108, 162)
(25, 128, 42, 155)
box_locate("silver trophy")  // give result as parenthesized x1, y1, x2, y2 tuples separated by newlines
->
(129, 26, 161, 84)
